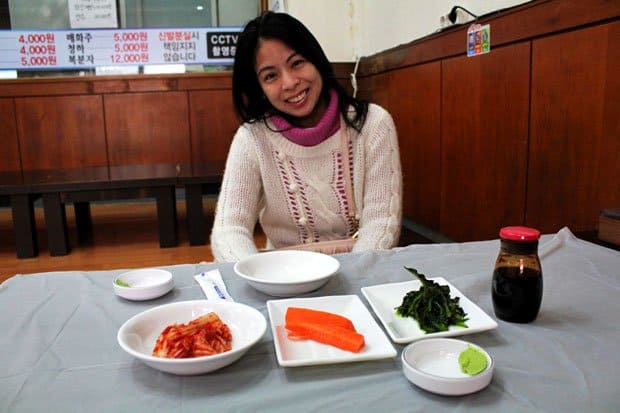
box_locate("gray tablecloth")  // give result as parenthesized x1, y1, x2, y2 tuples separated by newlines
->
(1, 227, 619, 412)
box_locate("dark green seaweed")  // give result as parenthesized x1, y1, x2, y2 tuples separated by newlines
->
(395, 267, 468, 334)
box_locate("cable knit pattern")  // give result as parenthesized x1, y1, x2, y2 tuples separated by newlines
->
(332, 150, 351, 232)
(211, 104, 402, 262)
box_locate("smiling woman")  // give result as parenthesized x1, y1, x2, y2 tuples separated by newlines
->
(254, 39, 326, 127)
(210, 11, 403, 263)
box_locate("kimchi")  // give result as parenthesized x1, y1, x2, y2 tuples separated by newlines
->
(152, 312, 232, 358)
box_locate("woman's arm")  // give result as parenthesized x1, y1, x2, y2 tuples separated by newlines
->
(353, 107, 403, 251)
(210, 127, 263, 262)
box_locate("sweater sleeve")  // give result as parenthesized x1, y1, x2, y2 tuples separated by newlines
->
(352, 107, 403, 252)
(210, 126, 263, 262)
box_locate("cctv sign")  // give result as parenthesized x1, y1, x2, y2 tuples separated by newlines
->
(206, 29, 241, 61)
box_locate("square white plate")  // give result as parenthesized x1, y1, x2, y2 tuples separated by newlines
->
(267, 295, 397, 367)
(361, 278, 498, 344)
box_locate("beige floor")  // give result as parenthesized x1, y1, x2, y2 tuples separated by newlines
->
(0, 199, 267, 283)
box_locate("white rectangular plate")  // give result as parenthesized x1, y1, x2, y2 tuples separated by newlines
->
(361, 278, 498, 344)
(267, 295, 397, 367)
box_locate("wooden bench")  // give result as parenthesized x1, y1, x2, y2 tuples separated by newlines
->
(177, 162, 224, 246)
(0, 171, 40, 258)
(0, 163, 224, 258)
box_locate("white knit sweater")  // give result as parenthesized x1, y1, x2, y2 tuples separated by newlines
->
(210, 103, 402, 262)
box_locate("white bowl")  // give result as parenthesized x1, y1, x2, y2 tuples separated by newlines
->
(117, 300, 267, 375)
(401, 338, 494, 396)
(233, 250, 340, 297)
(113, 268, 174, 301)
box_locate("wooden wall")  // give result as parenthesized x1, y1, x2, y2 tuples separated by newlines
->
(0, 72, 238, 173)
(0, 98, 21, 172)
(357, 0, 619, 241)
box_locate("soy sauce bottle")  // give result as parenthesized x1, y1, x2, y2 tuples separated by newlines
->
(492, 226, 543, 323)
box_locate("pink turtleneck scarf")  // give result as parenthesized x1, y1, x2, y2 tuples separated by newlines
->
(269, 89, 340, 147)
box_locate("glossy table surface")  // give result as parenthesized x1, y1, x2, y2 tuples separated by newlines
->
(0, 162, 225, 192)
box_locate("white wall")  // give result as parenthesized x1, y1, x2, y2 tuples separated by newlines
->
(285, 0, 355, 62)
(285, 0, 532, 62)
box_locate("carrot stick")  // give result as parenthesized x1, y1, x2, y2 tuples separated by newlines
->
(285, 307, 355, 331)
(285, 320, 365, 353)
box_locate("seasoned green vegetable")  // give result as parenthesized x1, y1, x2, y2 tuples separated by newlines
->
(395, 267, 468, 333)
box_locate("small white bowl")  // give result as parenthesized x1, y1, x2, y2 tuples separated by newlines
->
(117, 300, 267, 375)
(233, 250, 340, 297)
(401, 338, 494, 396)
(113, 268, 174, 301)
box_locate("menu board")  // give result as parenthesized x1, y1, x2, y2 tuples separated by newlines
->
(0, 27, 241, 70)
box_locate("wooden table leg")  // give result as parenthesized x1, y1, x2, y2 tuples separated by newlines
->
(10, 194, 39, 258)
(154, 186, 178, 248)
(43, 192, 70, 256)
(185, 184, 206, 246)
(74, 201, 93, 243)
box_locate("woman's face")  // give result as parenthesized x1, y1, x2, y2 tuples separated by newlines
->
(254, 38, 325, 128)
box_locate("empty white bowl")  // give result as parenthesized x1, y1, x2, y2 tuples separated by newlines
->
(233, 250, 340, 297)
(113, 268, 174, 301)
(117, 300, 267, 375)
(401, 338, 494, 396)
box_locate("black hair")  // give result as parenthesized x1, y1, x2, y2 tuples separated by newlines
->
(232, 11, 368, 132)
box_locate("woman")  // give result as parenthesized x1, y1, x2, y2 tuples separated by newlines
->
(210, 11, 402, 262)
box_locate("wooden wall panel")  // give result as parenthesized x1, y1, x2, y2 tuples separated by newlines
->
(15, 95, 107, 170)
(189, 90, 238, 164)
(527, 21, 620, 233)
(357, 0, 620, 76)
(356, 72, 389, 109)
(388, 63, 441, 228)
(440, 43, 531, 241)
(104, 91, 191, 166)
(0, 98, 21, 172)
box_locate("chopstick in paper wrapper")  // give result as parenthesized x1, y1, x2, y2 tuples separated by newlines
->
(194, 269, 234, 301)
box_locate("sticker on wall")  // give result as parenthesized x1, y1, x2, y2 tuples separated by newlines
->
(467, 24, 490, 57)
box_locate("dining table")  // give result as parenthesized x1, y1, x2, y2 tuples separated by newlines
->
(1, 227, 618, 412)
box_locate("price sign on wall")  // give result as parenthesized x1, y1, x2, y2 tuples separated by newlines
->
(0, 27, 241, 70)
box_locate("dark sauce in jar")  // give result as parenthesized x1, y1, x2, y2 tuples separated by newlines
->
(492, 226, 543, 323)
(492, 266, 542, 323)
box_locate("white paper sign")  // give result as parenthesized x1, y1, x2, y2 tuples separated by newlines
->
(68, 0, 118, 29)
(269, 0, 287, 12)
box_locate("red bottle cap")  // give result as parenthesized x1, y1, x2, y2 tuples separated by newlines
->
(499, 226, 540, 242)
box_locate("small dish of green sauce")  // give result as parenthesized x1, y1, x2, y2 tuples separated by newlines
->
(112, 268, 174, 301)
(401, 338, 494, 396)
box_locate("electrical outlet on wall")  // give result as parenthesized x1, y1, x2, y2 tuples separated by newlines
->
(439, 7, 474, 28)
(439, 14, 452, 28)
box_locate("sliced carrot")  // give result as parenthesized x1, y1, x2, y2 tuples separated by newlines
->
(285, 320, 365, 353)
(286, 332, 308, 341)
(285, 307, 355, 331)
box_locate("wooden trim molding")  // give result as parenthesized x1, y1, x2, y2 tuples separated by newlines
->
(0, 63, 354, 98)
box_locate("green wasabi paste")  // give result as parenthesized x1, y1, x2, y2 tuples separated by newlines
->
(114, 278, 131, 287)
(458, 345, 488, 375)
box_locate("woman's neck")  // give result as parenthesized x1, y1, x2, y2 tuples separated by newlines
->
(270, 89, 340, 147)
